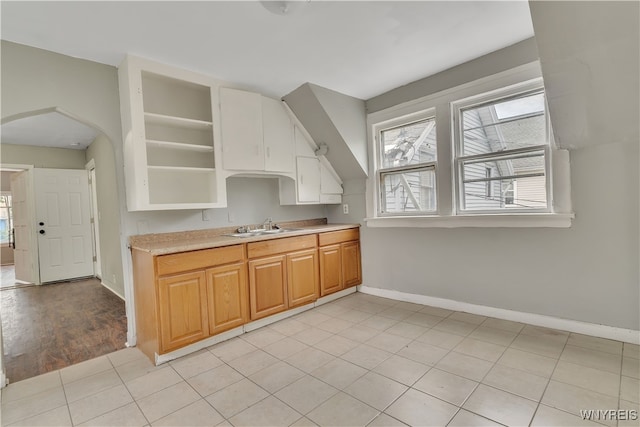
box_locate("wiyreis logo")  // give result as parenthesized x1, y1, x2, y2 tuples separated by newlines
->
(580, 409, 638, 421)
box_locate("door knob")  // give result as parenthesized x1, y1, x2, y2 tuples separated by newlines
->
(39, 230, 45, 235)
(39, 222, 44, 226)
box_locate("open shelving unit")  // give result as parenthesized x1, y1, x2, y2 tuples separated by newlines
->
(119, 56, 226, 211)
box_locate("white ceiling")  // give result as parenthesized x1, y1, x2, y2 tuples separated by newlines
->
(1, 111, 99, 150)
(1, 1, 534, 100)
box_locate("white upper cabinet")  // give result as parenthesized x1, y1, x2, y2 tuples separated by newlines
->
(220, 88, 294, 173)
(118, 55, 226, 211)
(279, 123, 343, 205)
(294, 125, 316, 157)
(296, 156, 321, 203)
(262, 97, 295, 172)
(219, 88, 263, 170)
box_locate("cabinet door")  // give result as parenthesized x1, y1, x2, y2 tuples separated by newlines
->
(319, 245, 343, 296)
(342, 241, 362, 288)
(297, 156, 320, 203)
(248, 255, 288, 320)
(158, 271, 209, 353)
(294, 125, 316, 157)
(206, 262, 248, 336)
(287, 249, 318, 308)
(262, 97, 294, 173)
(220, 88, 264, 170)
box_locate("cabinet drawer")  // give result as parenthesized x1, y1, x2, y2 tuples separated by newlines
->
(248, 235, 317, 259)
(318, 228, 359, 246)
(157, 245, 245, 276)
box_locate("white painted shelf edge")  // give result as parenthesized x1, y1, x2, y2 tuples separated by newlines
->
(147, 166, 216, 172)
(144, 112, 213, 129)
(146, 139, 214, 152)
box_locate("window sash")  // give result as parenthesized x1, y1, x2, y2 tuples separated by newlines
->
(456, 148, 550, 213)
(379, 164, 437, 215)
(453, 83, 552, 214)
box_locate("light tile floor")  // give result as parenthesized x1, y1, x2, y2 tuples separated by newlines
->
(2, 292, 639, 426)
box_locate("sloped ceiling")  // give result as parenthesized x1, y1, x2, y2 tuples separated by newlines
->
(284, 83, 368, 180)
(529, 1, 639, 150)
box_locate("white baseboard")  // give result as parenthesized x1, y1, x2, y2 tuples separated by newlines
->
(152, 287, 359, 365)
(244, 304, 315, 332)
(100, 280, 125, 300)
(155, 326, 245, 365)
(316, 287, 357, 306)
(358, 285, 640, 345)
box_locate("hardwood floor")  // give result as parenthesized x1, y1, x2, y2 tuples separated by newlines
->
(0, 271, 127, 383)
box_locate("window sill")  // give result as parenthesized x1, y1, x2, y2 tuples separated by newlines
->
(364, 213, 574, 228)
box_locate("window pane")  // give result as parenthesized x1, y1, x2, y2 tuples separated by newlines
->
(381, 118, 436, 168)
(381, 168, 436, 213)
(462, 92, 547, 156)
(462, 152, 545, 182)
(0, 195, 11, 244)
(461, 174, 547, 210)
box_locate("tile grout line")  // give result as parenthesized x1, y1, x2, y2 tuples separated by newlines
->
(108, 352, 152, 427)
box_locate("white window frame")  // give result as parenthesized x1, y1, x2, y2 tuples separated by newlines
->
(374, 109, 438, 216)
(365, 62, 574, 228)
(0, 192, 13, 247)
(452, 80, 552, 215)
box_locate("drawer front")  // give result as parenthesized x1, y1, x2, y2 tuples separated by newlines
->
(318, 228, 359, 246)
(157, 245, 245, 276)
(248, 235, 317, 259)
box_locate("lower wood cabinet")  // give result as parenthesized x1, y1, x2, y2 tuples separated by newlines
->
(158, 270, 210, 353)
(132, 227, 359, 362)
(287, 248, 319, 308)
(319, 245, 342, 296)
(132, 244, 247, 360)
(247, 234, 319, 320)
(248, 255, 288, 320)
(206, 262, 248, 336)
(342, 241, 362, 287)
(318, 229, 362, 296)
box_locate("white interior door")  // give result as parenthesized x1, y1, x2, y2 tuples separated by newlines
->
(34, 168, 94, 283)
(89, 167, 102, 278)
(10, 170, 37, 283)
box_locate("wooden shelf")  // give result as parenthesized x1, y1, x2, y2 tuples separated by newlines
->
(146, 139, 214, 152)
(144, 112, 212, 130)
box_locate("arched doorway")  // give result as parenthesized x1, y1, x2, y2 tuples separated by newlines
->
(0, 108, 127, 383)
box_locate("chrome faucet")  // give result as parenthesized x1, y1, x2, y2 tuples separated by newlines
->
(263, 217, 273, 230)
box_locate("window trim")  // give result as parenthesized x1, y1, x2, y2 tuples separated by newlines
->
(365, 62, 574, 228)
(0, 192, 13, 247)
(374, 108, 438, 217)
(451, 80, 553, 215)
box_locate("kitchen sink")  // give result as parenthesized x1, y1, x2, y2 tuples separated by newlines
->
(224, 228, 301, 238)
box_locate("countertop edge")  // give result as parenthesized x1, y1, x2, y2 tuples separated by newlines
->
(130, 224, 361, 256)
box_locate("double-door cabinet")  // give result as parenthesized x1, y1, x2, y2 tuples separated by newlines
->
(133, 245, 248, 357)
(131, 228, 361, 361)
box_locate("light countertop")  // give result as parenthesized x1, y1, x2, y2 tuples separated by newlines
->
(129, 219, 360, 256)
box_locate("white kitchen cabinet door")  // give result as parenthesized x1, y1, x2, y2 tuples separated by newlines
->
(296, 157, 320, 203)
(294, 125, 316, 157)
(262, 97, 294, 173)
(220, 88, 264, 170)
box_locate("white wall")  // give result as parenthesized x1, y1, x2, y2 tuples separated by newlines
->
(86, 134, 125, 296)
(328, 38, 639, 331)
(1, 40, 328, 345)
(127, 177, 327, 234)
(0, 144, 87, 169)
